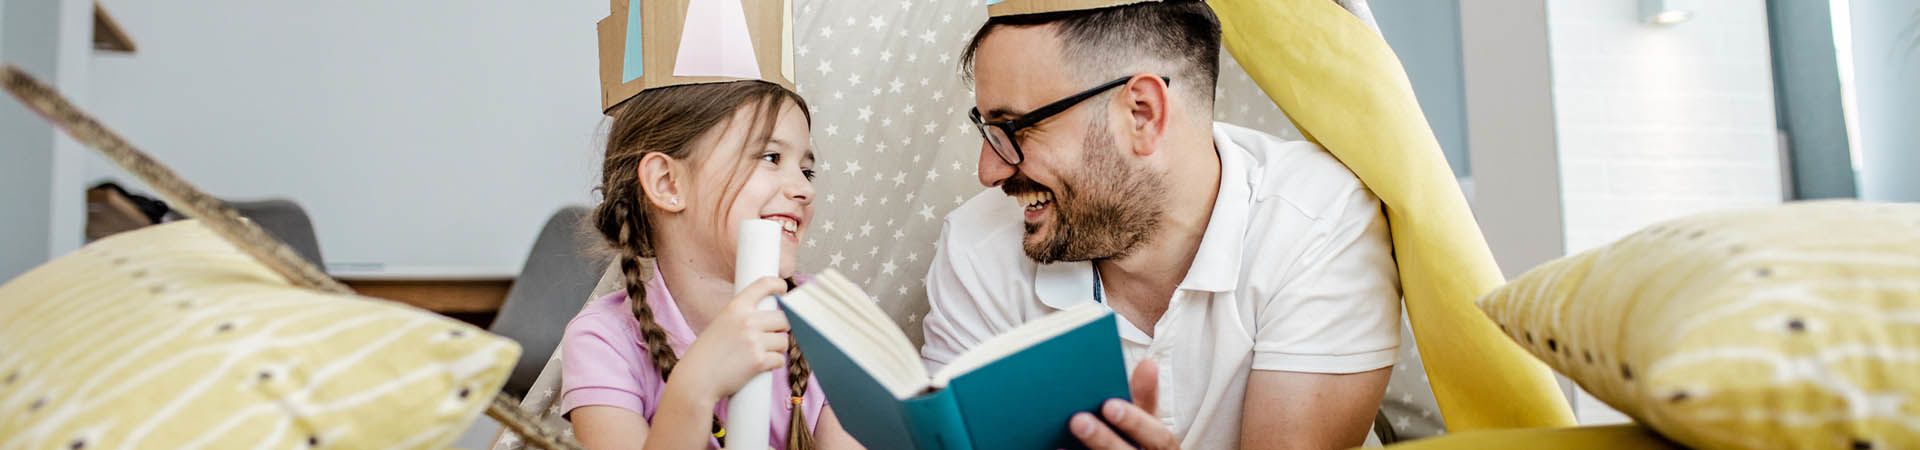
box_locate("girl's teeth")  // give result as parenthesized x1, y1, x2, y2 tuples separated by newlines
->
(765, 217, 798, 233)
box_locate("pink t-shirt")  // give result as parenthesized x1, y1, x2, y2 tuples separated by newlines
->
(559, 267, 827, 449)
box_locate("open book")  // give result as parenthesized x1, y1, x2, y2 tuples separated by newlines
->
(779, 270, 1130, 450)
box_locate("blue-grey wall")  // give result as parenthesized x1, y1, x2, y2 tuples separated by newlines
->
(1848, 0, 1920, 202)
(1373, 0, 1471, 178)
(1, 0, 59, 282)
(1768, 0, 1858, 199)
(82, 1, 602, 276)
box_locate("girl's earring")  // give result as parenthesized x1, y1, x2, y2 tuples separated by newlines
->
(669, 197, 680, 206)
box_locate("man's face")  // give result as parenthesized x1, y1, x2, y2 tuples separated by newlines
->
(970, 26, 1168, 263)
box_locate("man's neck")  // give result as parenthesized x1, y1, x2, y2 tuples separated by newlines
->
(1096, 132, 1222, 333)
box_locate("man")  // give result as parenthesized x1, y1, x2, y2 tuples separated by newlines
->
(920, 1, 1401, 449)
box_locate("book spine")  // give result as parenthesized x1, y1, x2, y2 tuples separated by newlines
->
(902, 389, 972, 450)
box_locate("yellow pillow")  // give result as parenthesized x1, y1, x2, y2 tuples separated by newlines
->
(1479, 201, 1920, 449)
(0, 221, 519, 448)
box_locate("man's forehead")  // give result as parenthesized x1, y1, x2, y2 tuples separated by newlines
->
(971, 26, 1075, 119)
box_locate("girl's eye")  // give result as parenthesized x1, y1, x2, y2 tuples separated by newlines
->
(760, 152, 781, 165)
(802, 169, 817, 181)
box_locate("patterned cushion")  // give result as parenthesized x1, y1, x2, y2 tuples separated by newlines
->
(1479, 201, 1920, 449)
(0, 221, 519, 448)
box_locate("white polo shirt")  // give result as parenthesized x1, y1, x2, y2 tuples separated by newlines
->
(921, 122, 1401, 449)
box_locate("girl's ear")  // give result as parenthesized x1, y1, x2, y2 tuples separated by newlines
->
(637, 153, 687, 213)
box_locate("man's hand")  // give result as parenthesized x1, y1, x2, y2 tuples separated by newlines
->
(1071, 359, 1180, 450)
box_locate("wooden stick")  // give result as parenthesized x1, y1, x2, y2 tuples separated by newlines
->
(490, 394, 587, 450)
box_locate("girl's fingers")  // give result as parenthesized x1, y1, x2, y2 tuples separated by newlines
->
(758, 332, 790, 353)
(728, 277, 788, 311)
(747, 311, 790, 332)
(759, 351, 786, 371)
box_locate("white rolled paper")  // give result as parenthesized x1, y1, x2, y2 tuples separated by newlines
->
(725, 218, 781, 449)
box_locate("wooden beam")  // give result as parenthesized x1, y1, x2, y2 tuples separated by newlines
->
(343, 279, 513, 315)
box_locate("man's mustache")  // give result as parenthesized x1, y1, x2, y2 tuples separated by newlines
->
(1002, 173, 1051, 197)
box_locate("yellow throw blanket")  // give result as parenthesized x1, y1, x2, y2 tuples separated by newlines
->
(1210, 0, 1575, 430)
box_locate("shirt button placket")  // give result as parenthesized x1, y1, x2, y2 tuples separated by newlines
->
(1152, 293, 1183, 425)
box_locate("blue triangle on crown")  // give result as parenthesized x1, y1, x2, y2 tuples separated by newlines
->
(622, 0, 645, 82)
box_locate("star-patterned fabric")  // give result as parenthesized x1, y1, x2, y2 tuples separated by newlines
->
(494, 0, 1453, 445)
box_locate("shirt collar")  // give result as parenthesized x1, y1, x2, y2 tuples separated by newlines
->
(1178, 124, 1254, 293)
(1034, 260, 1096, 311)
(1032, 123, 1255, 309)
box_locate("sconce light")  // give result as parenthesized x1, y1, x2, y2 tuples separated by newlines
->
(1639, 0, 1696, 26)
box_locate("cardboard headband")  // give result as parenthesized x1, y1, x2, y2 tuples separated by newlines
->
(596, 0, 796, 113)
(986, 0, 1163, 17)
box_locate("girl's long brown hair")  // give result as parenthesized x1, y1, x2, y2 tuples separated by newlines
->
(590, 80, 816, 449)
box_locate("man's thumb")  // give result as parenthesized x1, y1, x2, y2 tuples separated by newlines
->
(1130, 358, 1159, 415)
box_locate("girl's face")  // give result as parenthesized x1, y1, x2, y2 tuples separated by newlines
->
(682, 100, 816, 278)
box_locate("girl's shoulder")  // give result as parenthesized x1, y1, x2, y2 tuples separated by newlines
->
(564, 291, 639, 337)
(560, 290, 657, 375)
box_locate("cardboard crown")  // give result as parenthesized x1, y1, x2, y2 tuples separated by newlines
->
(986, 0, 1163, 17)
(597, 0, 796, 113)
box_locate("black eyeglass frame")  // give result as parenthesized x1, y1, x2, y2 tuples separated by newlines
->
(968, 75, 1173, 166)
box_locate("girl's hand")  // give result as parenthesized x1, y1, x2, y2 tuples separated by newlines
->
(670, 276, 791, 403)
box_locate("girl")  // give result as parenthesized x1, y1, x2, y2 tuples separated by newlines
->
(560, 80, 862, 450)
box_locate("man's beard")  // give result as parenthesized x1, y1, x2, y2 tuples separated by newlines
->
(1005, 117, 1169, 264)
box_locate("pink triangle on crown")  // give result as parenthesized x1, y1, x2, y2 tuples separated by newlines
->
(673, 0, 761, 79)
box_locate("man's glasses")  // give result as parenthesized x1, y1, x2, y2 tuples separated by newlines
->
(968, 76, 1172, 166)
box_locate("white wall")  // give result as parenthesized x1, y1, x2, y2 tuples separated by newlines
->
(1547, 0, 1784, 423)
(83, 0, 605, 276)
(1, 0, 91, 282)
(1461, 0, 1565, 281)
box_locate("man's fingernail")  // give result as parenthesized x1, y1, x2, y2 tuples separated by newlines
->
(1071, 413, 1095, 437)
(1103, 399, 1126, 420)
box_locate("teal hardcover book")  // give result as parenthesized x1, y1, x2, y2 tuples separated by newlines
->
(778, 270, 1130, 450)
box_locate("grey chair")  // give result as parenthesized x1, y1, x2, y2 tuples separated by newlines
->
(225, 199, 326, 267)
(489, 206, 613, 398)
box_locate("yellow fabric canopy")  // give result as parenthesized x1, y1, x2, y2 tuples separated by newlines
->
(1209, 0, 1575, 430)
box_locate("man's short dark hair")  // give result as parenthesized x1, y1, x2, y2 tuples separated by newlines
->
(960, 0, 1222, 112)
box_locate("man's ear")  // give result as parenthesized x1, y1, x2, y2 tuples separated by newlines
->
(1120, 73, 1173, 157)
(637, 153, 686, 213)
